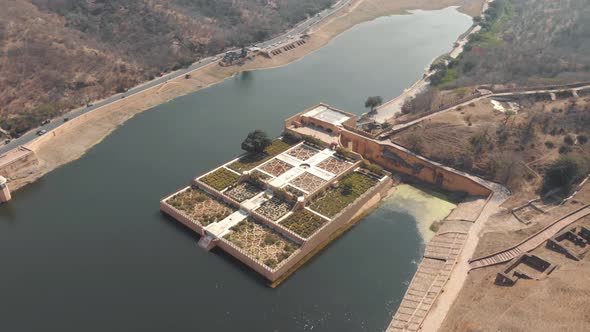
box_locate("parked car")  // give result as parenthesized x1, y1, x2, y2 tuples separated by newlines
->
(63, 117, 70, 122)
(41, 119, 51, 125)
(4, 139, 10, 145)
(36, 130, 47, 136)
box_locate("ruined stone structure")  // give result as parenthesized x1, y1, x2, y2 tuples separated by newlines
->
(0, 176, 11, 203)
(546, 226, 590, 261)
(495, 254, 556, 286)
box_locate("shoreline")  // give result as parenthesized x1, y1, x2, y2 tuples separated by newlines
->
(1, 0, 483, 193)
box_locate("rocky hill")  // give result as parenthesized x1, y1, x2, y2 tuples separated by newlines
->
(0, 0, 334, 137)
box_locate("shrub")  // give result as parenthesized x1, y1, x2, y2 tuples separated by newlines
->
(577, 135, 588, 145)
(264, 258, 278, 268)
(282, 131, 302, 144)
(470, 132, 488, 154)
(302, 134, 324, 148)
(558, 146, 571, 154)
(341, 182, 353, 195)
(264, 233, 280, 246)
(361, 160, 384, 177)
(545, 141, 555, 148)
(335, 146, 356, 161)
(542, 156, 581, 195)
(564, 135, 575, 145)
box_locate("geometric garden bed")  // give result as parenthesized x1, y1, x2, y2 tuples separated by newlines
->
(224, 218, 299, 269)
(167, 186, 235, 226)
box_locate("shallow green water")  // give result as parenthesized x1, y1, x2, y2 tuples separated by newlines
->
(381, 184, 458, 242)
(0, 8, 471, 332)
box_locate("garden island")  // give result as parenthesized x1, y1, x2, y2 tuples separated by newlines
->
(160, 105, 392, 285)
(160, 103, 492, 286)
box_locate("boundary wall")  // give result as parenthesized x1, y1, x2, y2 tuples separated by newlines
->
(340, 130, 491, 196)
(160, 175, 392, 282)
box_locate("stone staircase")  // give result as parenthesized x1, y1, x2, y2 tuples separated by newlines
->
(197, 233, 217, 251)
(469, 247, 523, 269)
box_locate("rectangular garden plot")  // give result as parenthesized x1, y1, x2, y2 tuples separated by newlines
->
(290, 172, 327, 193)
(280, 209, 329, 238)
(309, 172, 378, 218)
(223, 218, 300, 269)
(317, 157, 352, 176)
(259, 158, 294, 177)
(225, 182, 263, 202)
(166, 186, 236, 226)
(199, 167, 239, 191)
(255, 197, 293, 221)
(227, 140, 292, 172)
(286, 144, 318, 161)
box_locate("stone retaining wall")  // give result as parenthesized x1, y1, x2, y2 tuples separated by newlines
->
(341, 130, 491, 197)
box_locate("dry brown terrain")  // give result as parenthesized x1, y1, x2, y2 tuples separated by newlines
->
(0, 0, 335, 137)
(393, 94, 590, 195)
(5, 0, 484, 191)
(391, 91, 590, 331)
(441, 199, 590, 331)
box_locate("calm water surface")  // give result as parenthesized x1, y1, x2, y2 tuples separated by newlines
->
(0, 8, 471, 332)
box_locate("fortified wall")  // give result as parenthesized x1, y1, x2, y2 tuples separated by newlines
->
(340, 130, 491, 197)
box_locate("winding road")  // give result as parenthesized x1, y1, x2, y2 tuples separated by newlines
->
(0, 0, 353, 156)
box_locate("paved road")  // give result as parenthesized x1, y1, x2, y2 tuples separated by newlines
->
(0, 0, 353, 156)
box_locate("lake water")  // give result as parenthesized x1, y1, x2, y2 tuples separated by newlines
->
(0, 8, 471, 332)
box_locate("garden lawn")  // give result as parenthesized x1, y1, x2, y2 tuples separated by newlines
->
(280, 209, 328, 238)
(167, 186, 235, 226)
(310, 172, 378, 218)
(200, 167, 239, 191)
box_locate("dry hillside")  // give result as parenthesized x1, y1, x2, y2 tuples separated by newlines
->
(0, 0, 334, 137)
(393, 93, 590, 196)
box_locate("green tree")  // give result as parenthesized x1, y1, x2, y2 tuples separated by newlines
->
(241, 130, 271, 154)
(542, 156, 581, 195)
(407, 132, 424, 153)
(364, 96, 383, 113)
